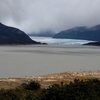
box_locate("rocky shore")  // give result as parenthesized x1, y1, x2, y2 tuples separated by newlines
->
(0, 71, 100, 89)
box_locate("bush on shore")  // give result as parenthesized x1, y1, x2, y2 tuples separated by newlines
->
(0, 79, 100, 100)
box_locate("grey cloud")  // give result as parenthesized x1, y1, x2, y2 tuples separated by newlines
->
(0, 0, 100, 34)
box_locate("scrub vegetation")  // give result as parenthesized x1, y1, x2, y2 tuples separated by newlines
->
(0, 79, 100, 100)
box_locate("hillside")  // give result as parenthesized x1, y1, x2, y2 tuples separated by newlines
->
(0, 23, 41, 45)
(84, 41, 100, 46)
(53, 25, 100, 41)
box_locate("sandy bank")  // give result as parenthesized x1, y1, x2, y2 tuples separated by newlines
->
(0, 71, 100, 89)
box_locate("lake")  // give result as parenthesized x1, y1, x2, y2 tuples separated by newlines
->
(0, 44, 100, 78)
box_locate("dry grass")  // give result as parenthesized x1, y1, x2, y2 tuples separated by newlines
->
(0, 71, 100, 89)
(0, 81, 19, 89)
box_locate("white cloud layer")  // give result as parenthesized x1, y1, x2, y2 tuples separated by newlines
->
(0, 0, 100, 34)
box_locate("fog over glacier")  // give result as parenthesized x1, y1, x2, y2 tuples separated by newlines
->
(0, 0, 100, 34)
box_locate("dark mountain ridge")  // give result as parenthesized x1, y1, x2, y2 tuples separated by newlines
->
(0, 23, 41, 45)
(53, 25, 100, 41)
(84, 41, 100, 46)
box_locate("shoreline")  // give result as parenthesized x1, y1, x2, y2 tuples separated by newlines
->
(0, 71, 100, 89)
(0, 70, 100, 80)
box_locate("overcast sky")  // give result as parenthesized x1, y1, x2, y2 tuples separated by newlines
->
(0, 0, 100, 34)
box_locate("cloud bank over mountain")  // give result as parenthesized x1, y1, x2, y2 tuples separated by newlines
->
(0, 0, 100, 34)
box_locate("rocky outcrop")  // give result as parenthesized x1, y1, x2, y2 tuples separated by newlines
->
(0, 23, 42, 45)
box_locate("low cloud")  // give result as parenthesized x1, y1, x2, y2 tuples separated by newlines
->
(0, 0, 100, 34)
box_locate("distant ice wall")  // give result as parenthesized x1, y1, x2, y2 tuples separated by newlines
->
(30, 36, 93, 45)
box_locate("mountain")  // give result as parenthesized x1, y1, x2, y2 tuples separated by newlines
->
(0, 23, 42, 45)
(29, 30, 55, 37)
(84, 41, 100, 46)
(53, 25, 100, 41)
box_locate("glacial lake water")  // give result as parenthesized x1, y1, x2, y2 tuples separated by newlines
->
(0, 44, 100, 78)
